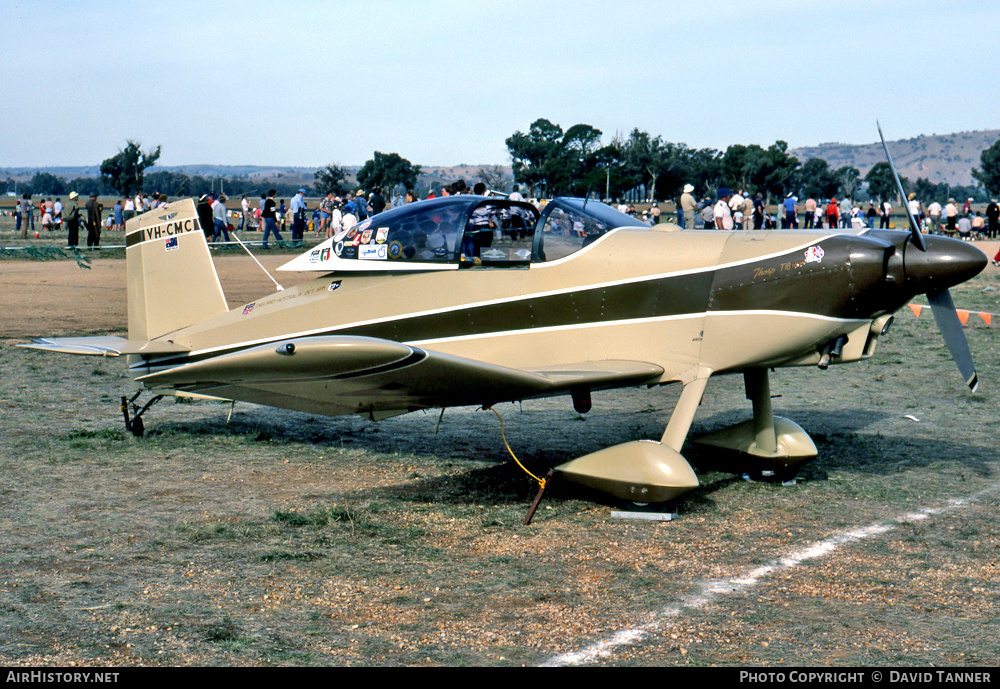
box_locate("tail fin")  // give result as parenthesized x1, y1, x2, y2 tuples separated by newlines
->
(125, 199, 229, 340)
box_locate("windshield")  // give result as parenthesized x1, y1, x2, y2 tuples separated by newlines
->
(332, 196, 539, 266)
(534, 197, 648, 262)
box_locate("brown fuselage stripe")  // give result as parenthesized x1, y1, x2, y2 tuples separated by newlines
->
(137, 235, 913, 373)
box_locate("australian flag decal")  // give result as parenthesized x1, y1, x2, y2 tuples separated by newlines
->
(165, 237, 179, 251)
(243, 303, 255, 315)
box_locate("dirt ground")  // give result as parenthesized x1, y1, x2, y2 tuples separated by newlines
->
(1, 246, 999, 667)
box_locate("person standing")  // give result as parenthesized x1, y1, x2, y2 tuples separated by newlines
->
(261, 189, 281, 249)
(907, 193, 922, 226)
(240, 195, 250, 232)
(753, 193, 765, 229)
(880, 199, 893, 229)
(197, 194, 215, 240)
(53, 197, 63, 235)
(20, 194, 33, 238)
(369, 188, 386, 215)
(290, 188, 307, 246)
(927, 199, 942, 233)
(318, 192, 334, 238)
(64, 191, 82, 247)
(983, 198, 999, 241)
(803, 197, 817, 229)
(680, 184, 697, 230)
(212, 194, 230, 242)
(944, 198, 958, 233)
(85, 193, 101, 248)
(328, 197, 343, 239)
(826, 198, 840, 229)
(866, 203, 878, 229)
(782, 193, 797, 229)
(714, 188, 734, 230)
(113, 199, 124, 232)
(352, 190, 370, 221)
(839, 196, 853, 228)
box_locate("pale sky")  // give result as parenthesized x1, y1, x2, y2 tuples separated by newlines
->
(3, 0, 998, 169)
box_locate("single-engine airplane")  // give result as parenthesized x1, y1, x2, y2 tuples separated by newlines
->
(23, 130, 986, 505)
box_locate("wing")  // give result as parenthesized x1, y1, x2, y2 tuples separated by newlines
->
(20, 336, 190, 357)
(132, 335, 664, 417)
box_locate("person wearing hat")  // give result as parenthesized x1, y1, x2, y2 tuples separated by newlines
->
(350, 189, 370, 221)
(782, 192, 798, 229)
(212, 193, 231, 243)
(290, 187, 308, 246)
(927, 198, 942, 232)
(713, 188, 733, 230)
(944, 198, 958, 233)
(85, 193, 102, 248)
(907, 192, 921, 225)
(680, 184, 697, 230)
(197, 194, 215, 241)
(826, 197, 840, 229)
(65, 191, 82, 247)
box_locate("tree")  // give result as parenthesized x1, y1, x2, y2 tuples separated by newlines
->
(719, 141, 797, 202)
(100, 140, 161, 197)
(794, 158, 838, 199)
(506, 118, 565, 197)
(475, 165, 510, 192)
(622, 129, 670, 202)
(355, 152, 420, 192)
(314, 164, 349, 196)
(835, 166, 861, 199)
(549, 123, 605, 196)
(28, 172, 67, 196)
(971, 139, 1000, 197)
(865, 162, 902, 203)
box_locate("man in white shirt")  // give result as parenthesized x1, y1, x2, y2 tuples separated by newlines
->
(212, 194, 230, 242)
(714, 188, 734, 230)
(907, 193, 921, 225)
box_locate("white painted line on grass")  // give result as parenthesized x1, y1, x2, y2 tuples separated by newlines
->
(542, 484, 1000, 666)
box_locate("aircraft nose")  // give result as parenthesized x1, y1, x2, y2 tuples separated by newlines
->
(904, 235, 987, 295)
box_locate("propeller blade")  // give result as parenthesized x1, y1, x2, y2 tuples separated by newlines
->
(927, 288, 979, 392)
(877, 121, 927, 251)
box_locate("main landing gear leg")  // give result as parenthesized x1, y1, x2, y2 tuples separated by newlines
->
(692, 369, 817, 481)
(120, 393, 164, 438)
(553, 376, 708, 504)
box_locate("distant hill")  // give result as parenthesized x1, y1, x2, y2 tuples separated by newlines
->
(790, 130, 1000, 187)
(6, 129, 997, 189)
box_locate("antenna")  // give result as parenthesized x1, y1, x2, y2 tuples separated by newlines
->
(227, 232, 284, 292)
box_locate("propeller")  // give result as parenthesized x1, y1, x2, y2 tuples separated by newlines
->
(878, 122, 980, 392)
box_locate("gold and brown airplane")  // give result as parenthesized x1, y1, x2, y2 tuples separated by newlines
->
(22, 140, 986, 505)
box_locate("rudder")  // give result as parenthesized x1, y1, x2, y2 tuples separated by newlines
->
(125, 198, 228, 340)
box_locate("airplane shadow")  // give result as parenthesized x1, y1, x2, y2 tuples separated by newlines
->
(143, 401, 999, 511)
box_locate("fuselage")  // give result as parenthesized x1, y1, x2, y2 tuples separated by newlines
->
(134, 225, 973, 407)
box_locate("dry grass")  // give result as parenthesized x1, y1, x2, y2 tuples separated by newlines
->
(0, 255, 998, 667)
